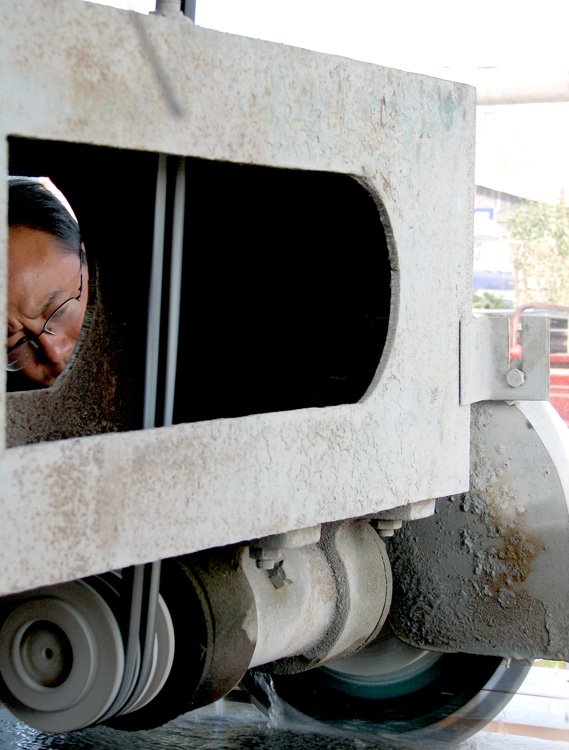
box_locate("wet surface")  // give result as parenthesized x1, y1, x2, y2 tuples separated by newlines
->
(0, 699, 567, 750)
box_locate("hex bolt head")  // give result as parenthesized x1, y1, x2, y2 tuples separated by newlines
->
(506, 368, 526, 388)
(268, 562, 293, 589)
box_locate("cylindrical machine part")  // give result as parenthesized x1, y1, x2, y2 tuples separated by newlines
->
(245, 545, 336, 668)
(152, 0, 183, 17)
(322, 519, 392, 663)
(0, 521, 392, 732)
(0, 581, 126, 732)
(246, 521, 392, 672)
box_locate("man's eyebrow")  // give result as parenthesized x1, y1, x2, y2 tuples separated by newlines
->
(37, 290, 65, 318)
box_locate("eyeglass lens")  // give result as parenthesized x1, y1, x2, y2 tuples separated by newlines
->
(43, 297, 83, 335)
(7, 298, 83, 372)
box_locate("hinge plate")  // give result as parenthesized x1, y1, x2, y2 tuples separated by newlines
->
(460, 315, 550, 405)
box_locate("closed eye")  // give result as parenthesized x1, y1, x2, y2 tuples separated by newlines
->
(7, 329, 24, 345)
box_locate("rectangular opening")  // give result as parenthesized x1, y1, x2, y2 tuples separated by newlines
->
(7, 138, 391, 447)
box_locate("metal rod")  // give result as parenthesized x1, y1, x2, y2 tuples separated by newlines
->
(153, 0, 183, 16)
(183, 0, 196, 21)
(163, 157, 185, 427)
(144, 154, 168, 430)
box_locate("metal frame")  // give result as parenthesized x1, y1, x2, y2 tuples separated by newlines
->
(0, 0, 476, 594)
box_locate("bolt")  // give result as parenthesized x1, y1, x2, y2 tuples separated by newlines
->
(256, 558, 277, 570)
(370, 519, 403, 537)
(250, 547, 283, 570)
(506, 367, 526, 388)
(268, 561, 293, 589)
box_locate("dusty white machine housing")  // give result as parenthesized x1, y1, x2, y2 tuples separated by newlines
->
(0, 0, 474, 592)
(0, 0, 566, 739)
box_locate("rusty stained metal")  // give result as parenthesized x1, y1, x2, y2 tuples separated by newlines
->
(388, 400, 569, 661)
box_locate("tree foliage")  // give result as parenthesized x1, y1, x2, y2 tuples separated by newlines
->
(473, 291, 509, 309)
(509, 201, 569, 304)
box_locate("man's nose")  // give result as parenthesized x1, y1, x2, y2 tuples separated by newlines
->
(39, 333, 74, 370)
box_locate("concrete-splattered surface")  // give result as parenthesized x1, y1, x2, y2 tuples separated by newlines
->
(0, 0, 475, 592)
(389, 400, 569, 661)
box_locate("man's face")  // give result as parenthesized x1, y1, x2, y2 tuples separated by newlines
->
(7, 226, 89, 387)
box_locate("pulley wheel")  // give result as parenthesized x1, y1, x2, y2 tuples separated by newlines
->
(0, 580, 124, 732)
(85, 571, 175, 718)
(121, 594, 175, 714)
(106, 556, 212, 730)
(109, 548, 256, 731)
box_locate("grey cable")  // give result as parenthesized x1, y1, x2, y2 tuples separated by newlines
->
(120, 560, 163, 712)
(102, 156, 170, 722)
(98, 567, 145, 721)
(144, 154, 167, 430)
(163, 157, 185, 428)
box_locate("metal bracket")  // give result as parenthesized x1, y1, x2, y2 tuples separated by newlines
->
(460, 315, 550, 405)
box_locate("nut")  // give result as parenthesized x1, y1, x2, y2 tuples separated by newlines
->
(250, 547, 283, 570)
(370, 519, 403, 536)
(268, 561, 293, 589)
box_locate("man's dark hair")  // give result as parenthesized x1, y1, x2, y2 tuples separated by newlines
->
(8, 177, 82, 257)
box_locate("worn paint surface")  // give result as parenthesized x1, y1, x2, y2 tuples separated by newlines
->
(389, 400, 569, 660)
(0, 0, 475, 593)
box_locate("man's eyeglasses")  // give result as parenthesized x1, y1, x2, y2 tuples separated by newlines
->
(7, 253, 84, 372)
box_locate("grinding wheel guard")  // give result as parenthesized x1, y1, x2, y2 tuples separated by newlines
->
(389, 400, 569, 661)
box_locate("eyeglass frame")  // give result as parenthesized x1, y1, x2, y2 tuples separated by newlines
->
(6, 249, 84, 371)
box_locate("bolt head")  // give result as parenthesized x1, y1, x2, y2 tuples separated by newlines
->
(506, 368, 526, 388)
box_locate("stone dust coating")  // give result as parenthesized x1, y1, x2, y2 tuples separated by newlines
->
(0, 0, 474, 594)
(388, 401, 569, 661)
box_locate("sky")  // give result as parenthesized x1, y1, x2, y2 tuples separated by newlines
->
(88, 0, 569, 77)
(85, 0, 569, 204)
